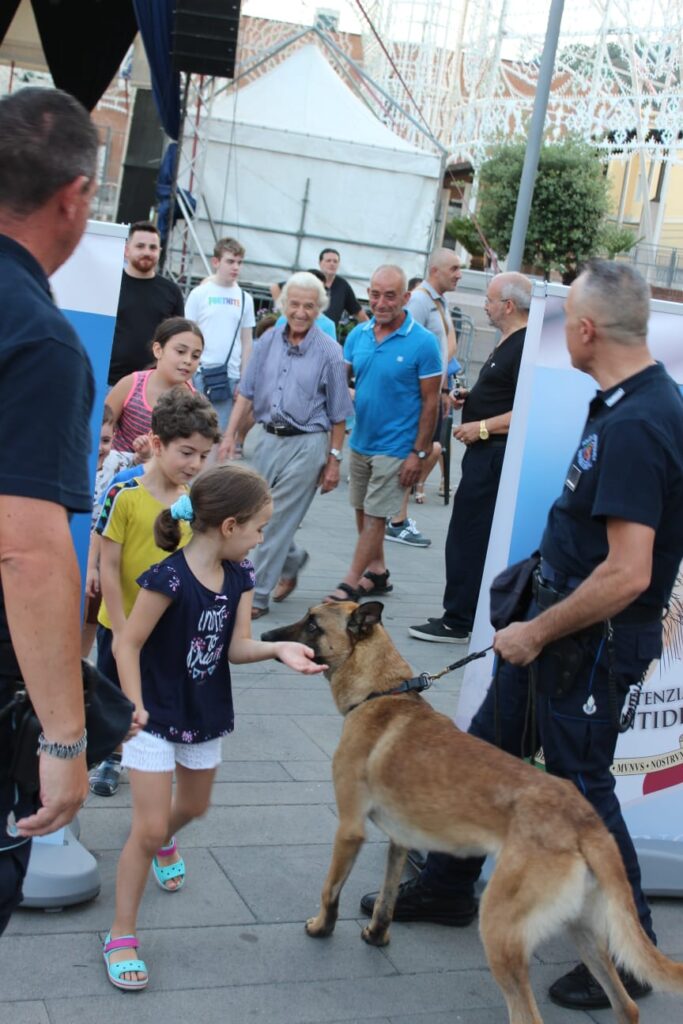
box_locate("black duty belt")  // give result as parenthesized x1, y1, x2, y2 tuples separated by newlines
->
(532, 571, 661, 625)
(264, 423, 307, 437)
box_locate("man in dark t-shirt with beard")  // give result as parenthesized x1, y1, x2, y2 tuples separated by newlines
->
(107, 221, 184, 385)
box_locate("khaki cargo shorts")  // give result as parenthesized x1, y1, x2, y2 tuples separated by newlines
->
(348, 449, 406, 519)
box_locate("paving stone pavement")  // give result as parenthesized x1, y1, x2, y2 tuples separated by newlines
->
(2, 437, 682, 1024)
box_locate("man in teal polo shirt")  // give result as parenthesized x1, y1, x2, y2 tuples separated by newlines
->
(324, 266, 442, 602)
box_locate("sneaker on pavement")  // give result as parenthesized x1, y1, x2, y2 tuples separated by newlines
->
(409, 620, 471, 643)
(360, 876, 477, 926)
(385, 518, 431, 547)
(89, 754, 123, 797)
(548, 962, 652, 1010)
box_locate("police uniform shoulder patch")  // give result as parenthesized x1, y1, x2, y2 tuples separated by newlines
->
(577, 433, 599, 471)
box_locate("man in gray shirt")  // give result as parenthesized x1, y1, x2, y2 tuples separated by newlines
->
(385, 249, 462, 546)
(219, 272, 353, 616)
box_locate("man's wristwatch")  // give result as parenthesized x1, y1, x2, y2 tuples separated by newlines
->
(329, 448, 343, 462)
(38, 729, 87, 760)
(479, 420, 489, 441)
(412, 449, 428, 460)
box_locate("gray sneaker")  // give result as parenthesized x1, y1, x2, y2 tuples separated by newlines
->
(385, 518, 431, 547)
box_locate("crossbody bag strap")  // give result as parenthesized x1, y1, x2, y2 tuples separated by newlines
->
(221, 288, 244, 374)
(417, 286, 456, 360)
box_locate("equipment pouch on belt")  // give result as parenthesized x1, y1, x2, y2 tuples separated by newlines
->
(537, 635, 591, 698)
(489, 551, 541, 629)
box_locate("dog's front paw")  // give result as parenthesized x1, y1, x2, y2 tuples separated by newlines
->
(305, 915, 334, 938)
(361, 924, 390, 947)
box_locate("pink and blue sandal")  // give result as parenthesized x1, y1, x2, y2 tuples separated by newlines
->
(103, 932, 148, 991)
(152, 836, 185, 892)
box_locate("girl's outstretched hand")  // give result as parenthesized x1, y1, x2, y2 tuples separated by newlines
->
(276, 642, 327, 674)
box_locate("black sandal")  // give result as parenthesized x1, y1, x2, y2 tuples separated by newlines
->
(358, 570, 393, 595)
(324, 582, 361, 603)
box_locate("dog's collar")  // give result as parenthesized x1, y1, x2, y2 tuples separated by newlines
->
(347, 673, 432, 713)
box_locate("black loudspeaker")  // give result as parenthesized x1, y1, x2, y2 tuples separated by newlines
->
(116, 89, 166, 224)
(172, 0, 241, 78)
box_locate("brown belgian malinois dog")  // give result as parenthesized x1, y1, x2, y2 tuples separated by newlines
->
(262, 600, 683, 1024)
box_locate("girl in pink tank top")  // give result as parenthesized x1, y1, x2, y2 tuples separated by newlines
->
(108, 318, 204, 453)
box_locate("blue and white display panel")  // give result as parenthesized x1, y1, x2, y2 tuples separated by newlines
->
(457, 282, 683, 853)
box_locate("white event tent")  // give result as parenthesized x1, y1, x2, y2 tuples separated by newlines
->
(185, 44, 445, 293)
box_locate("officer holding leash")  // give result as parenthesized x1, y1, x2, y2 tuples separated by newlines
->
(361, 259, 683, 1011)
(0, 89, 97, 935)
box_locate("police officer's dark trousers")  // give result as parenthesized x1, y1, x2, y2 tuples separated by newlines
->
(443, 442, 505, 631)
(420, 597, 658, 944)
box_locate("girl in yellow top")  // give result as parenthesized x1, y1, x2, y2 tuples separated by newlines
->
(90, 388, 220, 796)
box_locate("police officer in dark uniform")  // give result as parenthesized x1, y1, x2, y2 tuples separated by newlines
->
(362, 260, 683, 1010)
(410, 271, 531, 643)
(0, 88, 97, 935)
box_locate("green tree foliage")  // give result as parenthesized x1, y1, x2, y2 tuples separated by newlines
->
(595, 222, 639, 259)
(477, 140, 611, 280)
(444, 216, 485, 257)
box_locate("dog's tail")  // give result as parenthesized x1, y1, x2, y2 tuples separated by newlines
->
(581, 821, 683, 991)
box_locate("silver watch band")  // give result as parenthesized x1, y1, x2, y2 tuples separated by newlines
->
(329, 448, 343, 462)
(37, 729, 88, 760)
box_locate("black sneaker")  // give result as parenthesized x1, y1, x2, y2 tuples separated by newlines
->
(359, 875, 477, 926)
(548, 961, 652, 1009)
(409, 620, 471, 644)
(89, 754, 123, 797)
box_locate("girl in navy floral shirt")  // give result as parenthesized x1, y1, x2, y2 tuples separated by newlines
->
(103, 464, 326, 991)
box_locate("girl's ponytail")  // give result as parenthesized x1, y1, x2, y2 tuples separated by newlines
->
(154, 494, 195, 551)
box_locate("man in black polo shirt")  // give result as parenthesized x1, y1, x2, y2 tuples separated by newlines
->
(107, 221, 184, 385)
(410, 271, 531, 642)
(0, 88, 96, 935)
(362, 260, 683, 1011)
(270, 248, 369, 328)
(318, 247, 368, 325)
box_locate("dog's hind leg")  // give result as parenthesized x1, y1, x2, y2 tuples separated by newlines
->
(306, 825, 365, 938)
(567, 923, 639, 1024)
(478, 860, 545, 1024)
(361, 839, 407, 947)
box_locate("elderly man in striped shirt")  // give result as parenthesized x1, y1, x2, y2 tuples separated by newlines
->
(219, 271, 353, 618)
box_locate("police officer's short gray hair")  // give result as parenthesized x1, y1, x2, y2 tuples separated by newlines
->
(279, 272, 329, 313)
(577, 260, 650, 343)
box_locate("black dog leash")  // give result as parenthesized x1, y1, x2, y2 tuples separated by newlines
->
(349, 645, 493, 711)
(426, 645, 493, 682)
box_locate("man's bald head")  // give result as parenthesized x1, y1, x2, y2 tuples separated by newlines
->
(428, 248, 462, 295)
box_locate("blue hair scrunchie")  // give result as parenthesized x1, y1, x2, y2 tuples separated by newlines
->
(170, 494, 194, 522)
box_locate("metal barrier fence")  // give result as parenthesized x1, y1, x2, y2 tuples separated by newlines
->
(616, 243, 682, 290)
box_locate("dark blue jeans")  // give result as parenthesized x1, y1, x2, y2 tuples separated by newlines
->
(421, 600, 660, 943)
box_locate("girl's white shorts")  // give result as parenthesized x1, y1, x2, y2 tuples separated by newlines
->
(122, 729, 222, 772)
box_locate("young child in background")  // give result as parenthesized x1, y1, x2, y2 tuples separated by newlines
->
(89, 388, 220, 796)
(107, 317, 204, 453)
(102, 464, 325, 991)
(82, 404, 139, 656)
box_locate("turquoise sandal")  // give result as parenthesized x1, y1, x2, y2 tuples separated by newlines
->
(152, 836, 185, 892)
(103, 932, 148, 991)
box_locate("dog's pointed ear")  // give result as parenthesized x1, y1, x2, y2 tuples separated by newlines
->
(347, 601, 384, 637)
